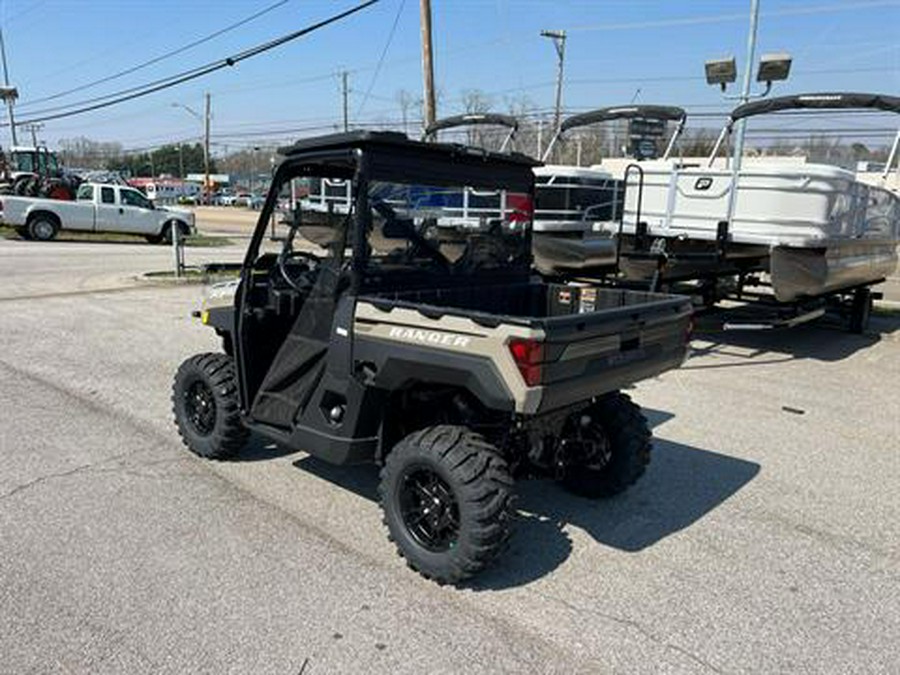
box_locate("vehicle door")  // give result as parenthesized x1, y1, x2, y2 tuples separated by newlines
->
(60, 183, 97, 231)
(237, 166, 354, 429)
(94, 185, 120, 232)
(118, 187, 161, 234)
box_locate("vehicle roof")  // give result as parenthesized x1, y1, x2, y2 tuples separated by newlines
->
(278, 130, 539, 168)
(278, 130, 541, 191)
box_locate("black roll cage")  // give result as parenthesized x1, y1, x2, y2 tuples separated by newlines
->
(242, 133, 541, 290)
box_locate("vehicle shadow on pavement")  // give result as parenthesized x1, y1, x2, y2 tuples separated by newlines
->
(293, 455, 381, 499)
(470, 438, 761, 590)
(290, 415, 760, 591)
(687, 312, 900, 365)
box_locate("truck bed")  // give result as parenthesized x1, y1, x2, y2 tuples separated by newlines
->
(357, 281, 693, 414)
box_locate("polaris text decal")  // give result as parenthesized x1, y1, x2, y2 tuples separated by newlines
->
(388, 326, 472, 348)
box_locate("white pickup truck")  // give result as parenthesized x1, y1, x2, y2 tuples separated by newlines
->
(0, 182, 196, 242)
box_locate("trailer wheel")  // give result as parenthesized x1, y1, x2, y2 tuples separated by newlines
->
(559, 392, 651, 499)
(380, 425, 514, 584)
(172, 353, 249, 459)
(848, 288, 873, 334)
(26, 214, 59, 241)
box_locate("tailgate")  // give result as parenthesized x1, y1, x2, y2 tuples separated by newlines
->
(536, 287, 692, 412)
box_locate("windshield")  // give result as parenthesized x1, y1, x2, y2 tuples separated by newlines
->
(365, 180, 532, 274)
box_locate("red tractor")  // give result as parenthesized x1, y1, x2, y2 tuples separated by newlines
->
(0, 145, 80, 200)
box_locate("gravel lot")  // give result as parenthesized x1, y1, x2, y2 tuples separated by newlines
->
(1, 229, 898, 674)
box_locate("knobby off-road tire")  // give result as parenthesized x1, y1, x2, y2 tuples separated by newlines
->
(380, 425, 514, 585)
(172, 353, 249, 459)
(560, 392, 652, 499)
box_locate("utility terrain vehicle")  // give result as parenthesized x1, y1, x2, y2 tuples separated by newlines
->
(172, 132, 692, 584)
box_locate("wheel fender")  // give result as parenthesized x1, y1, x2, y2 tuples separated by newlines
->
(26, 209, 61, 229)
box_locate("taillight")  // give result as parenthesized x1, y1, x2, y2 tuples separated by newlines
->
(509, 338, 544, 387)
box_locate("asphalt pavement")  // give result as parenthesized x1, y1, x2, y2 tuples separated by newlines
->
(1, 229, 899, 674)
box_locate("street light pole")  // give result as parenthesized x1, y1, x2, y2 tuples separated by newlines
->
(541, 30, 567, 134)
(732, 0, 760, 173)
(172, 96, 211, 200)
(204, 93, 211, 202)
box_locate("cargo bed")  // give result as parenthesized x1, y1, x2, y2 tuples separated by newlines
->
(356, 281, 692, 414)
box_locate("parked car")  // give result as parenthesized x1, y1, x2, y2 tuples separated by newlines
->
(216, 190, 237, 206)
(0, 182, 196, 242)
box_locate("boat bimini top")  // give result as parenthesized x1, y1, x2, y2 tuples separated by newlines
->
(708, 92, 900, 181)
(541, 105, 688, 162)
(423, 113, 519, 153)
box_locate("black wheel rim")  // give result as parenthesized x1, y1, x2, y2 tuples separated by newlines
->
(567, 415, 613, 471)
(398, 466, 460, 552)
(184, 379, 217, 436)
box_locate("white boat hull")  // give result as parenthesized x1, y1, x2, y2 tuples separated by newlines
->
(596, 160, 900, 298)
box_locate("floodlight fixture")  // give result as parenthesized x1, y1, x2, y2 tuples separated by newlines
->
(756, 52, 792, 83)
(705, 57, 737, 91)
(0, 86, 18, 101)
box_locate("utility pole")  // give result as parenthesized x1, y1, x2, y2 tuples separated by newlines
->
(341, 71, 350, 132)
(22, 122, 43, 147)
(204, 92, 211, 202)
(732, 0, 760, 173)
(177, 144, 184, 180)
(0, 27, 18, 146)
(541, 30, 566, 134)
(536, 117, 543, 159)
(419, 0, 437, 130)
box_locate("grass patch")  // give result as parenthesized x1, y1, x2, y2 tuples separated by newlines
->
(873, 303, 900, 316)
(143, 268, 240, 284)
(0, 225, 233, 247)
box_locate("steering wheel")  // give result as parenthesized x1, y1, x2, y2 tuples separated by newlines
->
(277, 248, 321, 292)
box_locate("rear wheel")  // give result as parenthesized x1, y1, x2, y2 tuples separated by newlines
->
(172, 353, 249, 459)
(26, 215, 59, 241)
(380, 425, 514, 584)
(559, 392, 651, 499)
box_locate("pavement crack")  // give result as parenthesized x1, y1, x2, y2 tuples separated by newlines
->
(531, 589, 726, 674)
(0, 451, 137, 502)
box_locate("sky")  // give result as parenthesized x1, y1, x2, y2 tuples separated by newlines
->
(0, 0, 897, 155)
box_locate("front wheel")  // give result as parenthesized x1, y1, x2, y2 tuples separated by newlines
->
(380, 425, 514, 584)
(149, 221, 187, 245)
(559, 392, 651, 499)
(172, 353, 249, 459)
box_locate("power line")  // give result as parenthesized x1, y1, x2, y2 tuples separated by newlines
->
(355, 0, 407, 117)
(19, 0, 293, 109)
(567, 1, 900, 33)
(3, 1, 380, 127)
